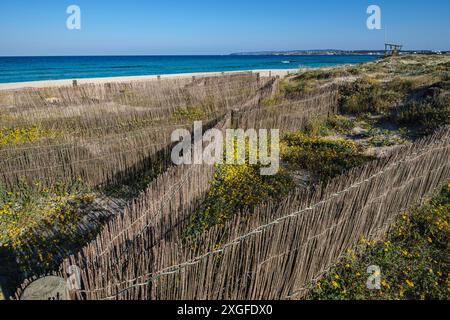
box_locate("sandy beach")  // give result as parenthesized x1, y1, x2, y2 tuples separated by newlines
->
(0, 69, 297, 90)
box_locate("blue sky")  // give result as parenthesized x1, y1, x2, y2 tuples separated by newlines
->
(0, 0, 449, 56)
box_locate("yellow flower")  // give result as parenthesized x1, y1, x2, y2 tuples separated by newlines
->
(381, 279, 391, 289)
(331, 281, 339, 288)
(405, 280, 414, 288)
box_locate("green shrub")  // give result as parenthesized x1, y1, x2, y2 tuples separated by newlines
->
(0, 179, 94, 273)
(280, 78, 314, 97)
(339, 77, 401, 114)
(281, 132, 370, 181)
(388, 75, 439, 95)
(173, 106, 206, 121)
(323, 114, 356, 134)
(185, 163, 293, 239)
(185, 140, 294, 239)
(393, 88, 450, 135)
(281, 68, 352, 98)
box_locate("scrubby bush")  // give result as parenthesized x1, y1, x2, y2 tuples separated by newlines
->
(281, 68, 352, 98)
(393, 87, 450, 135)
(185, 140, 294, 239)
(279, 78, 314, 97)
(339, 77, 402, 114)
(0, 179, 94, 273)
(281, 132, 370, 181)
(388, 75, 439, 95)
(323, 114, 356, 134)
(173, 106, 206, 121)
(186, 163, 293, 239)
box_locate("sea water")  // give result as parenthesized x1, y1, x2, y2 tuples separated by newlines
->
(0, 55, 380, 83)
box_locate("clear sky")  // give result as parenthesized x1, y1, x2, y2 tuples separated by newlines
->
(0, 0, 449, 56)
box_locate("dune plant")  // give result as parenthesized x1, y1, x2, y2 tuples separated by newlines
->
(185, 139, 294, 239)
(0, 179, 94, 272)
(281, 132, 370, 181)
(339, 76, 402, 114)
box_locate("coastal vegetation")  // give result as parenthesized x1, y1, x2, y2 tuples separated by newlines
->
(181, 54, 449, 300)
(0, 126, 60, 148)
(1, 54, 449, 300)
(0, 179, 94, 273)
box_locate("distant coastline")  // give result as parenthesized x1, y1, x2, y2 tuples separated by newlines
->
(230, 49, 448, 56)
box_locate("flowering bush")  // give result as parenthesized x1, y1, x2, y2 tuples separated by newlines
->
(0, 126, 59, 148)
(185, 138, 294, 239)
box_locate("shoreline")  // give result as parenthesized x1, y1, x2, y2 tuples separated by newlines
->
(0, 69, 298, 90)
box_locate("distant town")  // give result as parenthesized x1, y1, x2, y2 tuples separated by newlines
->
(230, 49, 448, 56)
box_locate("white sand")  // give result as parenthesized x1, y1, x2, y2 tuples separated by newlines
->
(0, 69, 298, 90)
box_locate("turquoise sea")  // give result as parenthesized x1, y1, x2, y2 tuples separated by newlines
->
(0, 55, 380, 83)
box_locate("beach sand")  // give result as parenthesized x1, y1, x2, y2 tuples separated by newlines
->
(0, 69, 298, 90)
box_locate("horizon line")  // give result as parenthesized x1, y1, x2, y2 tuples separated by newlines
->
(0, 49, 447, 58)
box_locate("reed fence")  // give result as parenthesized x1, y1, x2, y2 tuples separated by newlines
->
(55, 125, 450, 300)
(235, 88, 339, 133)
(10, 72, 449, 300)
(0, 73, 265, 188)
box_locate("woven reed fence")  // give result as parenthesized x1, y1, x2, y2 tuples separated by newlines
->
(53, 125, 450, 300)
(0, 118, 223, 188)
(5, 73, 276, 298)
(31, 86, 338, 298)
(0, 73, 265, 188)
(235, 88, 339, 133)
(11, 73, 448, 299)
(69, 114, 230, 266)
(0, 72, 258, 111)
